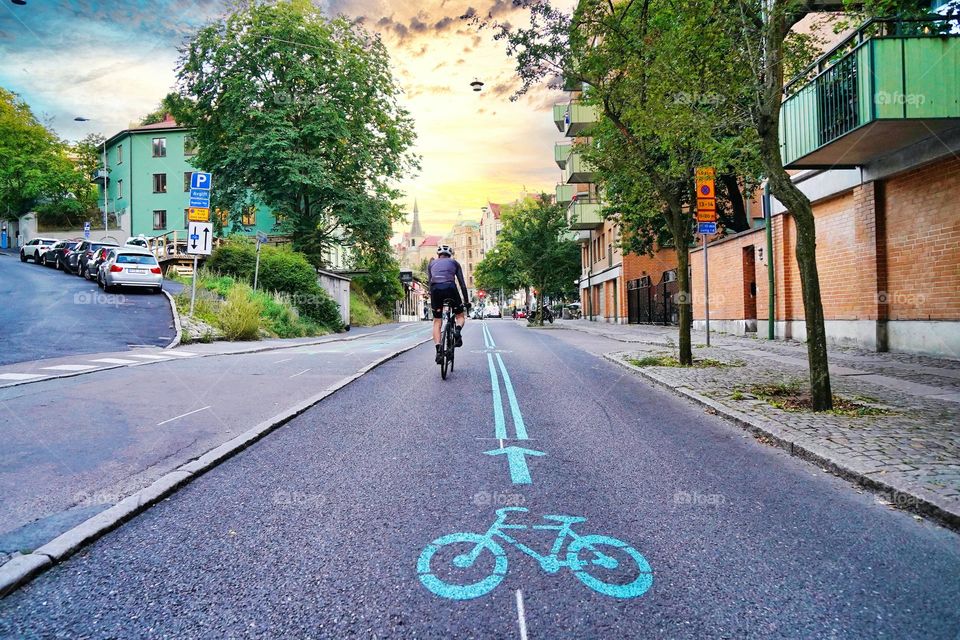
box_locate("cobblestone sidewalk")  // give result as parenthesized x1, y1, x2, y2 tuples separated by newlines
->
(555, 320, 960, 528)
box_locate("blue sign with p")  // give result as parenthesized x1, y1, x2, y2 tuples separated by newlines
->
(190, 172, 212, 191)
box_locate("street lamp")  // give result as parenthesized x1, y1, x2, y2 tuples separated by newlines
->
(74, 116, 108, 233)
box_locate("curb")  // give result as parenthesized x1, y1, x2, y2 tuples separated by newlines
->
(0, 325, 404, 391)
(603, 351, 960, 532)
(161, 289, 182, 350)
(0, 335, 431, 599)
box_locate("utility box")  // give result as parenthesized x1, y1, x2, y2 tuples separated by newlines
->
(317, 269, 352, 330)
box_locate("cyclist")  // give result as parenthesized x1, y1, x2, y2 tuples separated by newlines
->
(428, 244, 470, 363)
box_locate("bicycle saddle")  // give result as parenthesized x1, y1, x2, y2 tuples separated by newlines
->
(542, 515, 587, 524)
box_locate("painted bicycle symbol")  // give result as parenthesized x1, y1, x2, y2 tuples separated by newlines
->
(417, 507, 653, 601)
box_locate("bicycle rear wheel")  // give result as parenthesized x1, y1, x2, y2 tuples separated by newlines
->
(440, 329, 449, 379)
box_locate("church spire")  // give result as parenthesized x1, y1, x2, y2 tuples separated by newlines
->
(410, 198, 424, 237)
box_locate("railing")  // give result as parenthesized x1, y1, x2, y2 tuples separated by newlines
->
(567, 197, 603, 230)
(780, 15, 960, 166)
(555, 142, 572, 169)
(565, 150, 596, 183)
(553, 104, 568, 132)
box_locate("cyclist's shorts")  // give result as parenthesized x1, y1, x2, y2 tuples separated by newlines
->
(430, 284, 464, 319)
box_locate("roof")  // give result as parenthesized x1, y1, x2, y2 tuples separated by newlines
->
(488, 203, 502, 218)
(420, 235, 442, 247)
(105, 114, 191, 148)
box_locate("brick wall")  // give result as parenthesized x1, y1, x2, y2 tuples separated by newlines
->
(884, 158, 960, 321)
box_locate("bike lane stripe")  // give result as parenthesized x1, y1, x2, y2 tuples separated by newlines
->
(516, 590, 529, 640)
(487, 352, 507, 439)
(494, 353, 528, 440)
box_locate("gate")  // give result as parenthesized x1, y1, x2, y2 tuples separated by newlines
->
(628, 270, 678, 326)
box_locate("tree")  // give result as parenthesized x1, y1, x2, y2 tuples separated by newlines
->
(474, 241, 525, 298)
(495, 0, 760, 362)
(496, 196, 580, 325)
(172, 0, 418, 285)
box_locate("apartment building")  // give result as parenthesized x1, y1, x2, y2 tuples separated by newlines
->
(479, 202, 503, 257)
(94, 115, 277, 239)
(446, 215, 481, 300)
(553, 88, 678, 323)
(690, 17, 960, 357)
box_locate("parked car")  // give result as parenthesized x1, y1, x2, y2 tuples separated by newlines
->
(124, 235, 149, 248)
(42, 240, 80, 270)
(74, 241, 119, 278)
(98, 247, 163, 293)
(84, 246, 114, 281)
(19, 237, 58, 263)
(485, 307, 502, 318)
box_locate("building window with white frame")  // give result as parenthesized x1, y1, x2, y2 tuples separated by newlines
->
(152, 137, 166, 157)
(153, 210, 166, 230)
(153, 173, 167, 193)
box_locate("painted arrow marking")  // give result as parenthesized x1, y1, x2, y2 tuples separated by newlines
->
(484, 446, 546, 485)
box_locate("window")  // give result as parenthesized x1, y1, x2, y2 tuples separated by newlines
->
(152, 138, 166, 157)
(183, 135, 197, 156)
(117, 179, 124, 199)
(153, 173, 167, 193)
(117, 144, 123, 164)
(468, 250, 472, 259)
(241, 206, 256, 226)
(216, 208, 229, 225)
(184, 208, 190, 228)
(153, 210, 167, 230)
(184, 172, 192, 192)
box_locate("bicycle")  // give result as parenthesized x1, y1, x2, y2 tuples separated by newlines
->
(417, 507, 653, 601)
(438, 298, 456, 379)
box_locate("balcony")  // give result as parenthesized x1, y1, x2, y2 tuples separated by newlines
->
(780, 17, 960, 168)
(553, 104, 567, 132)
(568, 198, 603, 230)
(90, 168, 109, 187)
(556, 184, 575, 204)
(555, 143, 572, 169)
(564, 101, 600, 137)
(564, 149, 595, 183)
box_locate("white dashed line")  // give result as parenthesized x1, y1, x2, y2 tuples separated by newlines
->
(128, 354, 172, 361)
(274, 358, 293, 364)
(289, 368, 311, 378)
(90, 358, 138, 365)
(163, 351, 198, 357)
(40, 364, 98, 372)
(0, 373, 46, 381)
(157, 406, 211, 426)
(515, 590, 529, 640)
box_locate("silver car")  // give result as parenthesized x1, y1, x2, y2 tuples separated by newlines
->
(98, 247, 164, 294)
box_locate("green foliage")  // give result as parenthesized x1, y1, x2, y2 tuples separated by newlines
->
(353, 250, 404, 314)
(475, 241, 525, 294)
(0, 88, 98, 223)
(173, 0, 418, 271)
(218, 284, 264, 340)
(204, 236, 257, 280)
(350, 288, 390, 326)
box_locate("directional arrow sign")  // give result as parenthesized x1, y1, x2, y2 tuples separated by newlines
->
(187, 222, 213, 256)
(484, 446, 546, 485)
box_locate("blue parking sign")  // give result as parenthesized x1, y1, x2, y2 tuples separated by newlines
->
(190, 172, 212, 190)
(189, 189, 211, 208)
(697, 222, 717, 235)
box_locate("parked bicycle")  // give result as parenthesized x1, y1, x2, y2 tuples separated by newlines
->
(417, 507, 653, 601)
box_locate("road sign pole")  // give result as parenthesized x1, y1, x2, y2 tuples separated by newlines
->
(703, 233, 710, 347)
(190, 256, 198, 316)
(253, 242, 261, 292)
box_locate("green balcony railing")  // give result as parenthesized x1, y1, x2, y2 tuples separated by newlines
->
(565, 150, 596, 184)
(553, 104, 567, 133)
(568, 198, 603, 230)
(780, 17, 960, 168)
(556, 184, 575, 204)
(555, 143, 572, 169)
(564, 102, 600, 137)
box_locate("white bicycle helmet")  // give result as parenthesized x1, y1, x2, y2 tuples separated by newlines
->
(437, 244, 453, 256)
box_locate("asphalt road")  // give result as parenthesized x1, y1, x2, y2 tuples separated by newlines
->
(1, 320, 959, 638)
(0, 323, 431, 560)
(0, 252, 174, 365)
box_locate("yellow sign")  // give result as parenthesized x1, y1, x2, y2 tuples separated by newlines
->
(696, 198, 716, 211)
(696, 209, 718, 223)
(188, 207, 209, 222)
(695, 167, 715, 180)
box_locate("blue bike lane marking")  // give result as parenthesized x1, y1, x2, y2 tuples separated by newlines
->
(416, 322, 655, 604)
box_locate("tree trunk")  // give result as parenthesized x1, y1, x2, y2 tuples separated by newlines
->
(665, 198, 693, 366)
(720, 173, 750, 232)
(761, 138, 833, 410)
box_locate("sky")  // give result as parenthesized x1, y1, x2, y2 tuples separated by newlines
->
(0, 0, 572, 236)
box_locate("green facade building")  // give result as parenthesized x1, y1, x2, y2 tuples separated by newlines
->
(97, 116, 277, 238)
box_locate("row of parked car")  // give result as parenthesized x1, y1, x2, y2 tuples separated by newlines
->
(19, 236, 165, 294)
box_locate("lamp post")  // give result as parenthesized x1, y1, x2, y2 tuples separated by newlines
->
(74, 117, 108, 232)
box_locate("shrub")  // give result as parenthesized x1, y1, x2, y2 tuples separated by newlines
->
(257, 247, 318, 294)
(205, 237, 257, 281)
(217, 285, 263, 340)
(350, 288, 389, 326)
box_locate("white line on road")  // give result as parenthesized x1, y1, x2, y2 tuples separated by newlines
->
(0, 373, 46, 381)
(90, 358, 138, 365)
(274, 358, 293, 364)
(157, 406, 211, 426)
(515, 590, 529, 640)
(289, 368, 311, 378)
(40, 364, 98, 372)
(129, 354, 172, 361)
(163, 351, 198, 357)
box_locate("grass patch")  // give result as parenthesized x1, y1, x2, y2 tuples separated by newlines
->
(173, 271, 333, 341)
(626, 354, 741, 368)
(730, 390, 744, 401)
(351, 288, 390, 326)
(748, 382, 893, 416)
